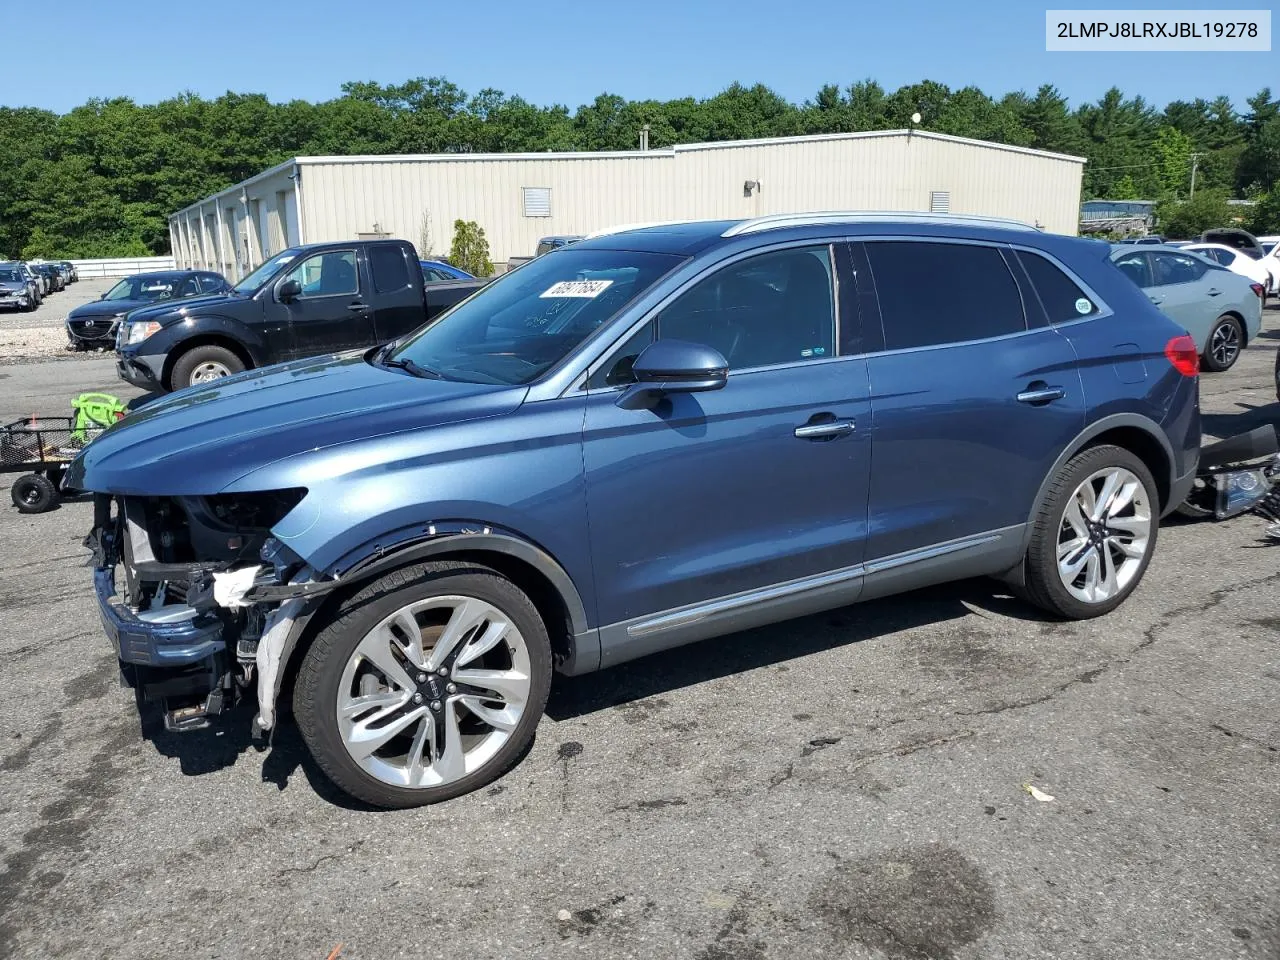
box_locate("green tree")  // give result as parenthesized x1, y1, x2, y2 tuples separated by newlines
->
(1157, 190, 1233, 239)
(447, 219, 493, 276)
(1152, 125, 1193, 199)
(1249, 190, 1280, 233)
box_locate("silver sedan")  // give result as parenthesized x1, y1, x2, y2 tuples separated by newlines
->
(1110, 245, 1265, 372)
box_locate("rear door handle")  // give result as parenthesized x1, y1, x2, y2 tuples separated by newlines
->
(1017, 385, 1066, 405)
(794, 419, 855, 440)
(1206, 288, 1222, 297)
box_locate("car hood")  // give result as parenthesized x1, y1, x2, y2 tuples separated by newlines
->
(68, 352, 527, 495)
(68, 300, 149, 320)
(126, 292, 239, 324)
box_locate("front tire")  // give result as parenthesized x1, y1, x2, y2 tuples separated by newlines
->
(1202, 314, 1243, 372)
(294, 562, 552, 809)
(1023, 445, 1158, 619)
(170, 345, 245, 391)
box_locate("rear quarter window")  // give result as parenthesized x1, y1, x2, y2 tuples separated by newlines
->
(1015, 250, 1099, 323)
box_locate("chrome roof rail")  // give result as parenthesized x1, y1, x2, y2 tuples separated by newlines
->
(721, 211, 1040, 237)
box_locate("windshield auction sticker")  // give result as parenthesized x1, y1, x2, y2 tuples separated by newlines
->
(1046, 9, 1270, 50)
(540, 279, 614, 299)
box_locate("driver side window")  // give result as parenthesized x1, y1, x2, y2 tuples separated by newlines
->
(590, 246, 836, 388)
(282, 250, 359, 299)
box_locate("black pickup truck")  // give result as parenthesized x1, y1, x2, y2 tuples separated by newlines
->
(115, 240, 487, 392)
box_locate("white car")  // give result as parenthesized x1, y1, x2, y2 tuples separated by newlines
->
(1183, 242, 1277, 297)
(1259, 236, 1280, 294)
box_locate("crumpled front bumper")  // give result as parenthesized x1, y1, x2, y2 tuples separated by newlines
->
(94, 565, 225, 667)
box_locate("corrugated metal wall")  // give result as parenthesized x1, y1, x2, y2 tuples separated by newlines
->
(298, 133, 1083, 264)
(171, 133, 1084, 277)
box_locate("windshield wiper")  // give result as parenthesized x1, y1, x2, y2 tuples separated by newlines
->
(381, 354, 444, 379)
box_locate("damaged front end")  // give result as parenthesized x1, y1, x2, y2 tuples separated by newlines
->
(85, 489, 335, 734)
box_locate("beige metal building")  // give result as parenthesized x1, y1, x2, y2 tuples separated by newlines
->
(168, 130, 1086, 280)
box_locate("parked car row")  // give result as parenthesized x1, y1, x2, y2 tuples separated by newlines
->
(0, 259, 77, 312)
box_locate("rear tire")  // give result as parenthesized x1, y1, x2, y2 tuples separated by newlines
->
(1201, 314, 1243, 373)
(170, 345, 245, 391)
(11, 473, 57, 514)
(1023, 445, 1158, 619)
(293, 561, 553, 809)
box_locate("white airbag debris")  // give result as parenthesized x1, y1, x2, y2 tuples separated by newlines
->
(255, 595, 306, 732)
(213, 565, 262, 609)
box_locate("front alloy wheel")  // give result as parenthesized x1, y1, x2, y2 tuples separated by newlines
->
(336, 596, 533, 789)
(295, 562, 552, 808)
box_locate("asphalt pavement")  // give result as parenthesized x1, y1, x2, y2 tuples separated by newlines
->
(0, 315, 1277, 960)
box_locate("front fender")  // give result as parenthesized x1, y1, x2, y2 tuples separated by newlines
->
(125, 313, 269, 367)
(317, 523, 598, 673)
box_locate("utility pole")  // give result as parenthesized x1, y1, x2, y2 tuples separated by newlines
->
(1189, 152, 1203, 199)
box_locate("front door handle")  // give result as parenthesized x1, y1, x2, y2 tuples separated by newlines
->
(794, 419, 856, 440)
(1148, 295, 1164, 305)
(1017, 384, 1066, 405)
(348, 301, 368, 312)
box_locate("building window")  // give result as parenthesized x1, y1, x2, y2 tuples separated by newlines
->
(929, 190, 951, 214)
(522, 187, 552, 218)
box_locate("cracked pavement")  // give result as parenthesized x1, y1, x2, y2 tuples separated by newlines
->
(0, 318, 1278, 960)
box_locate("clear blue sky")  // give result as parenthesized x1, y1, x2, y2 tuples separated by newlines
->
(3, 0, 1276, 114)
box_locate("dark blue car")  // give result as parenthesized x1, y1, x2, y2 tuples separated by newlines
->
(71, 212, 1200, 808)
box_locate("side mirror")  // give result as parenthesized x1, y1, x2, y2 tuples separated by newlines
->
(277, 278, 302, 303)
(616, 339, 728, 410)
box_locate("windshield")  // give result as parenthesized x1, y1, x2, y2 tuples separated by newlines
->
(102, 276, 179, 302)
(387, 248, 684, 385)
(0, 268, 22, 282)
(234, 248, 302, 294)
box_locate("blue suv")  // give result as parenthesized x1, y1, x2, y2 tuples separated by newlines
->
(72, 213, 1201, 808)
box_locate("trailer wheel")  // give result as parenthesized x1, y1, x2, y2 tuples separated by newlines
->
(12, 473, 58, 514)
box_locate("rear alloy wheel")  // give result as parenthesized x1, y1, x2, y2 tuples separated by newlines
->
(294, 562, 552, 808)
(1023, 445, 1158, 619)
(1202, 314, 1243, 372)
(170, 345, 245, 391)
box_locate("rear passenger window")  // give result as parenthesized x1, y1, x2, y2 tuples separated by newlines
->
(1016, 250, 1097, 323)
(370, 246, 411, 294)
(1113, 252, 1152, 287)
(865, 241, 1025, 349)
(1151, 252, 1206, 286)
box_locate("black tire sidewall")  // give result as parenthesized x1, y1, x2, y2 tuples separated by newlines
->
(1202, 315, 1243, 372)
(171, 345, 244, 391)
(1027, 445, 1159, 619)
(294, 563, 553, 808)
(12, 473, 56, 513)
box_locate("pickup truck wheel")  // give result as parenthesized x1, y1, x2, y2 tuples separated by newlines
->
(171, 345, 244, 390)
(293, 561, 553, 809)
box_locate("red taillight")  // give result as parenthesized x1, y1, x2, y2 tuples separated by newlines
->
(1250, 283, 1265, 299)
(1164, 334, 1199, 377)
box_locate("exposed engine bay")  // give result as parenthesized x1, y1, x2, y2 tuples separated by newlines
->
(85, 489, 334, 734)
